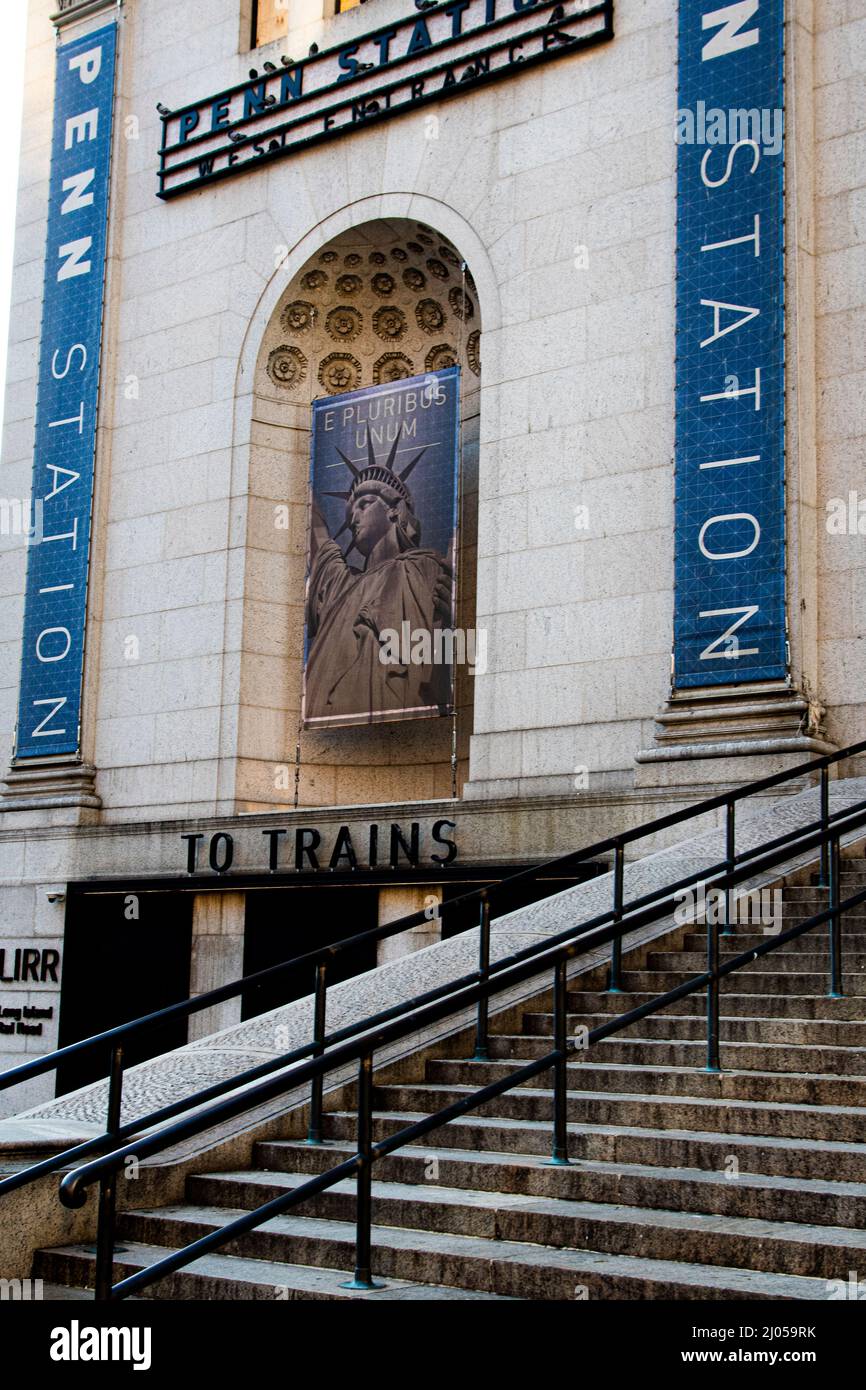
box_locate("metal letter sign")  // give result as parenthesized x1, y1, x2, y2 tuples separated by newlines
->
(15, 23, 117, 757)
(303, 369, 460, 729)
(673, 1, 786, 687)
(157, 0, 613, 198)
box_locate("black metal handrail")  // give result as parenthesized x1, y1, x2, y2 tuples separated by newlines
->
(3, 733, 862, 1112)
(1, 737, 864, 1293)
(57, 790, 866, 1300)
(1, 755, 860, 1209)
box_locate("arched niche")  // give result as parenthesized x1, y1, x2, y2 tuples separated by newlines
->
(237, 216, 481, 809)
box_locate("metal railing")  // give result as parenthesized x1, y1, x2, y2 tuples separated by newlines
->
(62, 800, 866, 1298)
(1, 737, 865, 1298)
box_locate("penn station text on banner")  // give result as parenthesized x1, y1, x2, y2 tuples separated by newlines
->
(13, 23, 117, 757)
(673, 0, 786, 688)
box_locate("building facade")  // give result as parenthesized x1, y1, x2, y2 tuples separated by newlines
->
(0, 0, 863, 1112)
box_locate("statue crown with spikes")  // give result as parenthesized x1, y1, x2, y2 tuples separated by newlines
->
(324, 424, 427, 515)
(323, 424, 428, 552)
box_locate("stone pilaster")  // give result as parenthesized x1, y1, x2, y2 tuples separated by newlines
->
(188, 892, 247, 1041)
(377, 886, 442, 966)
(635, 681, 835, 788)
(1, 759, 102, 825)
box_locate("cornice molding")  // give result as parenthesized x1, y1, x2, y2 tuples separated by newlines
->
(51, 0, 121, 30)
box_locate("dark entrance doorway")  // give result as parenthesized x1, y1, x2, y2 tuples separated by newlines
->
(57, 892, 192, 1097)
(241, 886, 379, 1020)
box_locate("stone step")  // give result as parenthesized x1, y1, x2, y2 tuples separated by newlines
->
(39, 1283, 143, 1301)
(181, 1168, 866, 1278)
(682, 933, 866, 952)
(709, 902, 864, 918)
(646, 950, 866, 972)
(88, 1204, 836, 1300)
(615, 969, 866, 994)
(710, 912, 866, 931)
(778, 912, 866, 926)
(359, 1081, 866, 1141)
(318, 1112, 866, 1180)
(239, 1142, 866, 1235)
(33, 1240, 513, 1300)
(417, 1058, 866, 1106)
(522, 1011, 866, 1047)
(566, 990, 866, 1020)
(485, 1033, 866, 1075)
(786, 882, 866, 898)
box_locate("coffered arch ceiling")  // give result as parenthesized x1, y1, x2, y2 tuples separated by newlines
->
(260, 218, 481, 400)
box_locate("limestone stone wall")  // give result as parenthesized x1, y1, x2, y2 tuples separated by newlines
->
(814, 1, 866, 750)
(0, 0, 863, 825)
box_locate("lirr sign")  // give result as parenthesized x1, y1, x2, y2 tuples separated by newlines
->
(158, 0, 613, 198)
(673, 0, 786, 688)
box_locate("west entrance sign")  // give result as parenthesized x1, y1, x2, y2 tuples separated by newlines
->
(157, 0, 613, 198)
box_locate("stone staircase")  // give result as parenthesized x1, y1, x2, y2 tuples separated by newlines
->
(36, 860, 866, 1300)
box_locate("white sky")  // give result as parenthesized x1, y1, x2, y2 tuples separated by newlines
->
(0, 2, 29, 438)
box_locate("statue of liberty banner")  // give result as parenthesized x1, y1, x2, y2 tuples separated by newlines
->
(303, 369, 460, 729)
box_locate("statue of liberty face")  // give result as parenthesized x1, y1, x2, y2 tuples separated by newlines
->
(349, 487, 396, 557)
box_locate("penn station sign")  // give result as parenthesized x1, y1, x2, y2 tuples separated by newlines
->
(157, 0, 613, 197)
(673, 0, 786, 687)
(14, 24, 116, 757)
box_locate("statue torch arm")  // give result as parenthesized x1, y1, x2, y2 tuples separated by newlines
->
(309, 500, 333, 565)
(306, 505, 354, 638)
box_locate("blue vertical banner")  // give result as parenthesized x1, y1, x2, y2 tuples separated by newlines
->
(673, 1, 786, 688)
(15, 23, 117, 757)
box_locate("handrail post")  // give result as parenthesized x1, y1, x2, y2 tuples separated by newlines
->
(305, 962, 328, 1145)
(722, 801, 735, 937)
(340, 1051, 383, 1290)
(706, 903, 721, 1074)
(828, 832, 843, 999)
(819, 765, 830, 886)
(547, 959, 571, 1166)
(473, 893, 490, 1060)
(94, 1044, 124, 1302)
(607, 842, 624, 992)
